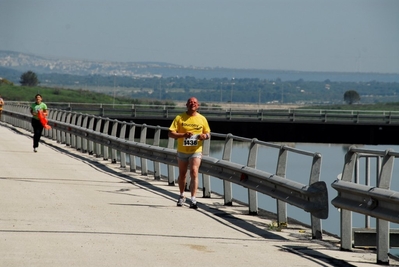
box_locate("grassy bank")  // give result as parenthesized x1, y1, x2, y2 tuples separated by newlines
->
(0, 84, 173, 106)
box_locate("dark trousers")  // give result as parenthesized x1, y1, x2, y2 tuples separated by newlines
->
(31, 118, 44, 148)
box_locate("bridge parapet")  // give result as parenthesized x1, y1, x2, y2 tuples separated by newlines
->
(6, 101, 399, 124)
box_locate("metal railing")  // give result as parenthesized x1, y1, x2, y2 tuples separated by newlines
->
(1, 103, 328, 239)
(6, 101, 399, 124)
(331, 146, 399, 265)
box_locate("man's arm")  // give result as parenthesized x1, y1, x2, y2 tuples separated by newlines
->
(168, 131, 193, 139)
(199, 132, 210, 140)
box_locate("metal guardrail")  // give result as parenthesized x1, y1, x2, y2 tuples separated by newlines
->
(331, 146, 399, 265)
(7, 101, 399, 124)
(2, 103, 327, 239)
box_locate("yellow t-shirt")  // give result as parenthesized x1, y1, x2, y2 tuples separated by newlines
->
(169, 112, 211, 154)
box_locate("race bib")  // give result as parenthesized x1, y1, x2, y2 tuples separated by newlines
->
(183, 134, 199, 146)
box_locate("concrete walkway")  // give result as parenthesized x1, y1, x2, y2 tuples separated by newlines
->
(0, 123, 397, 267)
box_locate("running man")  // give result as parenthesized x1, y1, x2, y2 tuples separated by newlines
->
(168, 97, 211, 209)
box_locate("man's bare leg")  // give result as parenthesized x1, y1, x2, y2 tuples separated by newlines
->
(177, 159, 189, 206)
(189, 157, 201, 209)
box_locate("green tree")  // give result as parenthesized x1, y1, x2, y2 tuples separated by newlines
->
(344, 90, 360, 104)
(20, 71, 39, 86)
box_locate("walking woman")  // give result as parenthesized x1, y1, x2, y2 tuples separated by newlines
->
(30, 94, 48, 152)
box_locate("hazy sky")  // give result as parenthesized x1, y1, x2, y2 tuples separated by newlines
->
(1, 0, 398, 74)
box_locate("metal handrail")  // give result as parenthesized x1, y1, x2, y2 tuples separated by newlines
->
(331, 146, 399, 264)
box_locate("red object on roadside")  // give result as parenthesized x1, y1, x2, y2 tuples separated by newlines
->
(38, 110, 51, 129)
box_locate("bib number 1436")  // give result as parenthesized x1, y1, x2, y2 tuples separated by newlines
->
(183, 135, 199, 146)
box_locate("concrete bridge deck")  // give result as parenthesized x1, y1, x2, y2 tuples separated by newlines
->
(0, 122, 397, 267)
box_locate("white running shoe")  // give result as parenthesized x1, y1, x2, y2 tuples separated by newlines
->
(176, 196, 186, 206)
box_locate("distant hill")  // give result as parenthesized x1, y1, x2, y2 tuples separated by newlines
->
(1, 50, 398, 84)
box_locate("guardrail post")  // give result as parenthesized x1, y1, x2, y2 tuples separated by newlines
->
(131, 105, 136, 117)
(59, 112, 67, 144)
(65, 113, 72, 146)
(276, 145, 288, 227)
(10, 104, 15, 126)
(247, 139, 259, 215)
(257, 109, 263, 121)
(167, 137, 176, 185)
(94, 117, 103, 157)
(102, 120, 110, 160)
(25, 105, 29, 129)
(140, 124, 148, 176)
(226, 109, 232, 120)
(153, 126, 162, 180)
(354, 113, 359, 123)
(87, 116, 95, 155)
(119, 122, 127, 168)
(128, 123, 137, 172)
(377, 219, 389, 265)
(52, 111, 59, 141)
(81, 115, 89, 153)
(7, 105, 14, 127)
(309, 153, 323, 239)
(364, 157, 372, 228)
(202, 137, 211, 198)
(323, 112, 327, 123)
(110, 120, 118, 163)
(53, 111, 61, 143)
(48, 110, 55, 139)
(289, 111, 295, 122)
(222, 134, 234, 206)
(386, 112, 392, 124)
(76, 114, 83, 151)
(339, 147, 357, 251)
(376, 151, 394, 264)
(70, 114, 77, 148)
